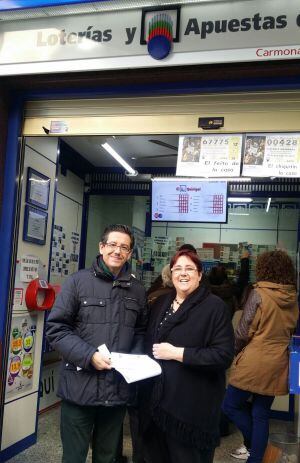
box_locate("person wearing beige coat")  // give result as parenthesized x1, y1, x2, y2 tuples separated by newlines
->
(222, 250, 299, 463)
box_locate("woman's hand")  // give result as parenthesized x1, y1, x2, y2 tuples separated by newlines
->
(153, 343, 184, 362)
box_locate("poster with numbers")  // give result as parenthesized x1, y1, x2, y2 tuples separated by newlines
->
(5, 314, 37, 399)
(176, 134, 243, 177)
(242, 133, 300, 177)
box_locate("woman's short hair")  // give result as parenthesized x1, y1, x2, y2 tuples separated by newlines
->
(256, 250, 296, 285)
(170, 250, 202, 273)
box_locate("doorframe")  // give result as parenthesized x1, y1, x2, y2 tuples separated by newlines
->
(1, 74, 300, 457)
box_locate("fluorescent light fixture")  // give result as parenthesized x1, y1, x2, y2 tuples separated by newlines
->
(229, 213, 250, 216)
(228, 197, 253, 203)
(266, 197, 271, 213)
(152, 177, 251, 182)
(101, 143, 137, 176)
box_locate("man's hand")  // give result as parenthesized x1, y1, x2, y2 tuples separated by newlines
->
(152, 343, 184, 362)
(90, 351, 112, 370)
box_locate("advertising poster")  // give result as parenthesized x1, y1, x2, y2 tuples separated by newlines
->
(176, 134, 243, 177)
(5, 315, 37, 399)
(242, 133, 300, 177)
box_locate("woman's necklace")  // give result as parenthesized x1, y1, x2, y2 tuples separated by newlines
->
(172, 297, 184, 311)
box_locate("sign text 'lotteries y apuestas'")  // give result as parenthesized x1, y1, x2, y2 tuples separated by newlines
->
(2, 1, 300, 74)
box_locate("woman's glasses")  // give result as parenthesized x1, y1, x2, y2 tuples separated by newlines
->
(171, 267, 197, 275)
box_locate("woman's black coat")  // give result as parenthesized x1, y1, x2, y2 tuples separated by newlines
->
(142, 283, 234, 450)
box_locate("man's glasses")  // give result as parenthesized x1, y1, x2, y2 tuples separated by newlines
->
(104, 242, 131, 254)
(171, 267, 198, 275)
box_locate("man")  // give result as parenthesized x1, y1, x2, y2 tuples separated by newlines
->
(46, 224, 148, 463)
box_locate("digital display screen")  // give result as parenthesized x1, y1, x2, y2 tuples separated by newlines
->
(151, 179, 228, 223)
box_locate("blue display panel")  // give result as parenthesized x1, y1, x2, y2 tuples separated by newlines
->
(0, 0, 109, 11)
(151, 179, 228, 223)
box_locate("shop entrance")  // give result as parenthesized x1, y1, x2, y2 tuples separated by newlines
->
(2, 89, 300, 459)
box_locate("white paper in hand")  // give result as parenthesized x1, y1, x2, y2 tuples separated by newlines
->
(110, 353, 161, 383)
(98, 344, 111, 358)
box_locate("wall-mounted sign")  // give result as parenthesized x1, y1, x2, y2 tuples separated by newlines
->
(242, 133, 300, 177)
(176, 134, 243, 177)
(50, 120, 69, 134)
(20, 255, 40, 283)
(1, 1, 300, 75)
(23, 205, 48, 245)
(26, 167, 50, 210)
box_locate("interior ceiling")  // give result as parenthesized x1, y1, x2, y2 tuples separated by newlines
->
(61, 135, 179, 169)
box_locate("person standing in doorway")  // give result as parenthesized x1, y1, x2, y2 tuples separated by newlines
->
(223, 250, 298, 463)
(46, 224, 148, 463)
(140, 249, 234, 463)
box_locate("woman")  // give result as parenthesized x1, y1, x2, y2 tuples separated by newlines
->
(147, 264, 173, 307)
(141, 249, 234, 463)
(223, 250, 299, 463)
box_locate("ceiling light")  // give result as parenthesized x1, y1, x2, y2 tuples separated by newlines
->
(228, 197, 253, 203)
(229, 213, 250, 216)
(152, 177, 251, 182)
(101, 143, 138, 176)
(266, 197, 271, 212)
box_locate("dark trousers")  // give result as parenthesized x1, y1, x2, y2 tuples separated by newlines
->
(61, 400, 126, 463)
(222, 385, 274, 463)
(143, 422, 215, 463)
(115, 407, 145, 463)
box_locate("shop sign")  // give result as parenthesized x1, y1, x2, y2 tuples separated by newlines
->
(176, 134, 243, 178)
(242, 133, 300, 178)
(1, 0, 300, 74)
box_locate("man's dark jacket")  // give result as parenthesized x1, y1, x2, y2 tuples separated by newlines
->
(46, 255, 148, 406)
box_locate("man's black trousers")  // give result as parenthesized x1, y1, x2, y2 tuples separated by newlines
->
(61, 400, 126, 463)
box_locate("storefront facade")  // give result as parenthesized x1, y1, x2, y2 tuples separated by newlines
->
(0, 0, 300, 460)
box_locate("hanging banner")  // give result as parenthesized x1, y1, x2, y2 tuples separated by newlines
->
(176, 134, 243, 177)
(242, 133, 300, 177)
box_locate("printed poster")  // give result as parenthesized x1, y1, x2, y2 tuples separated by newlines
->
(242, 133, 300, 177)
(5, 314, 37, 399)
(176, 134, 243, 177)
(20, 255, 39, 283)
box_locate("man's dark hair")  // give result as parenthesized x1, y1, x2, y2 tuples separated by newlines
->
(101, 224, 135, 249)
(178, 243, 197, 254)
